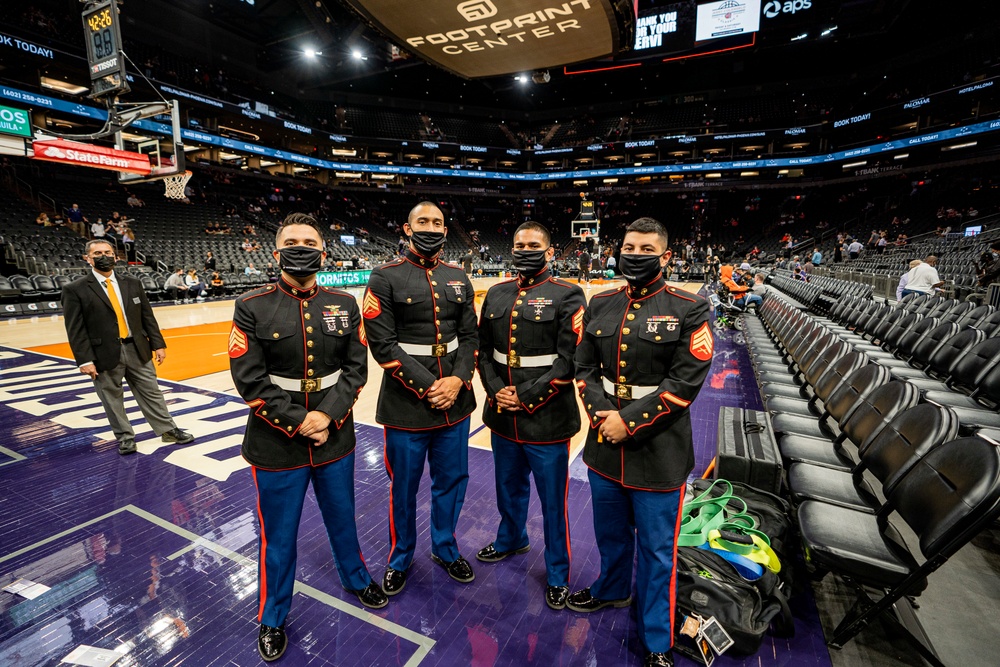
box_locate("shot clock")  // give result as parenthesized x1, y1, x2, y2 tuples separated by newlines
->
(81, 1, 129, 99)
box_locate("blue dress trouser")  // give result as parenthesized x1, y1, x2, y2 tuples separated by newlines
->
(384, 418, 470, 571)
(587, 469, 684, 653)
(252, 453, 373, 628)
(491, 434, 571, 586)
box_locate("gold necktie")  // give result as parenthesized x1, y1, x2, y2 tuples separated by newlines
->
(105, 279, 129, 339)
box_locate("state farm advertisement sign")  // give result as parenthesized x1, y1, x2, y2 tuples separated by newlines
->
(342, 0, 621, 78)
(31, 138, 151, 175)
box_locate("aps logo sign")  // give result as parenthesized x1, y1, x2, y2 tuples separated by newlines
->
(764, 0, 812, 18)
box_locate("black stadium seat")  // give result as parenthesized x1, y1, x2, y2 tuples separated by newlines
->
(30, 275, 61, 299)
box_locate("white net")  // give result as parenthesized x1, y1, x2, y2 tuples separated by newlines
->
(163, 171, 192, 200)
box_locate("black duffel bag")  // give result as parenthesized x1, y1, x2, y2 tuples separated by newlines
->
(673, 546, 794, 656)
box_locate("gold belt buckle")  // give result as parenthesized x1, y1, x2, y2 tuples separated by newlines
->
(300, 378, 320, 392)
(507, 352, 521, 368)
(431, 343, 447, 357)
(616, 383, 632, 400)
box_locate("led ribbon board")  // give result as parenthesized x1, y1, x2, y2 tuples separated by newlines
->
(342, 0, 624, 78)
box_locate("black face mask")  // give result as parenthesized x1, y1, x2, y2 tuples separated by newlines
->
(619, 254, 664, 287)
(408, 231, 446, 257)
(92, 255, 116, 272)
(512, 249, 549, 276)
(277, 246, 323, 277)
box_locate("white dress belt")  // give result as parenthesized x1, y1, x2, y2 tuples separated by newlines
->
(397, 338, 459, 357)
(269, 370, 342, 393)
(492, 349, 558, 368)
(602, 377, 659, 400)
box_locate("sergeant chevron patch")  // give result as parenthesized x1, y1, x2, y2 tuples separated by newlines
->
(572, 305, 585, 345)
(228, 324, 248, 358)
(362, 290, 382, 319)
(689, 322, 714, 361)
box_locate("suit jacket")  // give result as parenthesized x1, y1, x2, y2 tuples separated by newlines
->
(62, 272, 165, 372)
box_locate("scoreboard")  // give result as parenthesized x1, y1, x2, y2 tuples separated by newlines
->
(81, 1, 129, 99)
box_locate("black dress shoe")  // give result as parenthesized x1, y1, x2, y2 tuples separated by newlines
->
(545, 585, 570, 610)
(353, 581, 389, 609)
(565, 588, 631, 612)
(258, 624, 287, 662)
(161, 428, 194, 444)
(476, 543, 531, 563)
(118, 441, 137, 455)
(644, 651, 674, 667)
(381, 567, 407, 596)
(430, 554, 476, 583)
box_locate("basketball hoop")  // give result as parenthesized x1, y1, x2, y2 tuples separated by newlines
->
(163, 171, 192, 200)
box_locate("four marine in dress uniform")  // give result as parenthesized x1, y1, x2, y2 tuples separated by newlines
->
(231, 211, 711, 667)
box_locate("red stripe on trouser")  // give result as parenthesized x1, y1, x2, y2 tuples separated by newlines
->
(383, 430, 398, 563)
(251, 467, 268, 623)
(563, 441, 572, 577)
(668, 488, 686, 645)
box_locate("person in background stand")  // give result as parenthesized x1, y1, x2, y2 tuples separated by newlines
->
(578, 247, 592, 284)
(462, 248, 474, 275)
(229, 213, 387, 662)
(476, 221, 586, 610)
(568, 218, 713, 667)
(363, 201, 480, 596)
(204, 251, 216, 272)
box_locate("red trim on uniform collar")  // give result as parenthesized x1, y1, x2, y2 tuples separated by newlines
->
(404, 248, 439, 269)
(517, 268, 551, 288)
(277, 277, 319, 300)
(626, 278, 666, 300)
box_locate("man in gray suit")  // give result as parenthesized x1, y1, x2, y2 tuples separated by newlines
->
(62, 240, 194, 455)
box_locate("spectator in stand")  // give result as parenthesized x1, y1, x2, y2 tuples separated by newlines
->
(164, 269, 190, 303)
(900, 256, 944, 299)
(210, 272, 225, 295)
(784, 237, 793, 259)
(205, 251, 216, 272)
(722, 265, 762, 310)
(185, 269, 207, 302)
(126, 193, 144, 208)
(67, 203, 88, 228)
(793, 267, 805, 281)
(36, 212, 53, 227)
(121, 226, 136, 263)
(895, 233, 908, 246)
(896, 260, 922, 300)
(848, 238, 864, 260)
(752, 273, 769, 298)
(244, 262, 261, 275)
(461, 249, 474, 275)
(877, 232, 888, 254)
(242, 238, 257, 252)
(90, 218, 108, 240)
(264, 262, 278, 282)
(834, 240, 844, 263)
(811, 247, 822, 266)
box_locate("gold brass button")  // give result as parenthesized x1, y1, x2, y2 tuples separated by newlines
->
(511, 324, 517, 330)
(519, 291, 527, 296)
(307, 340, 314, 347)
(302, 301, 309, 307)
(643, 413, 649, 418)
(261, 410, 268, 416)
(619, 375, 626, 382)
(529, 404, 534, 408)
(620, 344, 628, 351)
(548, 389, 553, 394)
(286, 426, 293, 432)
(627, 314, 636, 321)
(338, 329, 343, 334)
(437, 333, 443, 340)
(272, 332, 280, 339)
(304, 313, 311, 320)
(657, 405, 663, 411)
(409, 380, 414, 385)
(512, 311, 519, 317)
(622, 327, 631, 335)
(274, 418, 280, 424)
(427, 270, 433, 276)
(306, 326, 313, 333)
(435, 306, 441, 313)
(641, 288, 647, 295)
(587, 404, 592, 409)
(432, 281, 438, 286)
(510, 337, 516, 343)
(307, 355, 314, 362)
(458, 298, 462, 302)
(633, 303, 642, 309)
(535, 316, 540, 320)
(516, 300, 523, 305)
(406, 297, 412, 303)
(596, 330, 602, 335)
(620, 361, 627, 367)
(655, 336, 662, 341)
(434, 293, 440, 298)
(629, 421, 635, 427)
(307, 369, 315, 377)
(529, 279, 534, 284)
